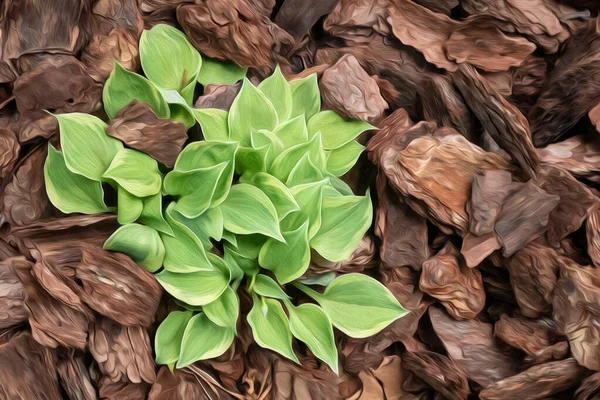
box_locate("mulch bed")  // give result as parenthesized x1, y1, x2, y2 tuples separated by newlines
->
(2, 0, 600, 399)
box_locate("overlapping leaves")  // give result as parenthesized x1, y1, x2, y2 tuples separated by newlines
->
(43, 23, 406, 375)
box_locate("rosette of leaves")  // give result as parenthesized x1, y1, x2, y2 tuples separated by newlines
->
(44, 24, 407, 374)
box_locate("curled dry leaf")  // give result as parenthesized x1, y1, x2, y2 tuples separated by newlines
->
(307, 235, 378, 276)
(429, 307, 517, 387)
(10, 257, 90, 349)
(98, 379, 150, 400)
(402, 351, 470, 400)
(419, 243, 485, 320)
(0, 126, 19, 179)
(494, 314, 562, 358)
(587, 207, 600, 268)
(17, 113, 59, 143)
(320, 54, 388, 123)
(590, 102, 600, 132)
(81, 27, 140, 82)
(274, 0, 341, 39)
(510, 56, 548, 113)
(480, 358, 586, 400)
(0, 257, 27, 329)
(469, 170, 512, 236)
(3, 146, 52, 227)
(106, 100, 188, 168)
(538, 136, 600, 184)
(553, 258, 600, 371)
(368, 108, 510, 235)
(272, 358, 341, 400)
(57, 352, 97, 400)
(375, 172, 429, 271)
(13, 55, 103, 120)
(195, 83, 242, 111)
(0, 332, 61, 400)
(576, 372, 600, 400)
(453, 64, 539, 179)
(89, 316, 156, 384)
(530, 18, 600, 146)
(177, 0, 294, 70)
(323, 0, 391, 46)
(148, 367, 208, 400)
(505, 243, 560, 318)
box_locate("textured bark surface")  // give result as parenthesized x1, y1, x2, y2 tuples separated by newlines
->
(1, 0, 600, 398)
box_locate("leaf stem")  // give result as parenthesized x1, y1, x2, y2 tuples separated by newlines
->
(292, 282, 322, 301)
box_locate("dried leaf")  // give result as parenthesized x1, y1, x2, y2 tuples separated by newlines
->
(57, 352, 97, 400)
(0, 127, 19, 179)
(81, 27, 140, 82)
(0, 257, 27, 329)
(195, 83, 241, 111)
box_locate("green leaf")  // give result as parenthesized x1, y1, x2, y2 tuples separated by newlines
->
(308, 111, 374, 150)
(204, 286, 239, 329)
(311, 192, 373, 262)
(298, 272, 336, 287)
(140, 24, 201, 91)
(160, 203, 212, 272)
(163, 163, 227, 218)
(138, 193, 173, 235)
(235, 146, 269, 176)
(103, 149, 162, 197)
(327, 176, 354, 196)
(158, 88, 196, 128)
(104, 224, 165, 272)
(44, 145, 109, 214)
(326, 141, 365, 177)
(273, 115, 309, 149)
(197, 57, 247, 86)
(258, 66, 292, 121)
(247, 296, 298, 362)
(270, 132, 326, 183)
(253, 274, 291, 300)
(286, 154, 324, 187)
(156, 255, 230, 306)
(224, 244, 259, 277)
(287, 303, 338, 374)
(155, 310, 193, 365)
(103, 62, 170, 119)
(174, 141, 237, 206)
(116, 186, 143, 224)
(251, 130, 284, 166)
(56, 113, 123, 181)
(192, 108, 229, 141)
(259, 221, 310, 284)
(229, 234, 267, 259)
(296, 274, 408, 338)
(220, 184, 284, 241)
(178, 313, 235, 368)
(168, 206, 224, 250)
(241, 172, 299, 221)
(228, 78, 278, 146)
(282, 180, 326, 239)
(290, 74, 320, 121)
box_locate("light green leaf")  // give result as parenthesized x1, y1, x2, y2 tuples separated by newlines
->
(178, 313, 235, 368)
(251, 129, 284, 166)
(168, 206, 224, 250)
(155, 311, 193, 365)
(44, 145, 109, 214)
(220, 184, 284, 241)
(269, 132, 326, 183)
(138, 193, 173, 235)
(158, 88, 196, 128)
(235, 146, 269, 176)
(274, 115, 309, 149)
(326, 141, 365, 177)
(258, 65, 292, 121)
(308, 111, 374, 150)
(160, 203, 212, 272)
(103, 149, 162, 197)
(290, 74, 320, 121)
(174, 141, 237, 206)
(286, 154, 323, 187)
(204, 286, 239, 329)
(140, 24, 201, 91)
(298, 272, 336, 287)
(287, 303, 338, 374)
(311, 192, 372, 262)
(104, 224, 165, 272)
(56, 113, 123, 181)
(282, 180, 326, 239)
(192, 108, 229, 141)
(163, 163, 227, 218)
(247, 296, 298, 363)
(259, 221, 310, 284)
(296, 274, 407, 338)
(241, 172, 299, 221)
(103, 62, 170, 119)
(229, 234, 267, 259)
(228, 78, 278, 146)
(327, 176, 354, 196)
(224, 244, 259, 278)
(156, 256, 230, 306)
(253, 275, 290, 300)
(198, 57, 247, 86)
(116, 186, 143, 224)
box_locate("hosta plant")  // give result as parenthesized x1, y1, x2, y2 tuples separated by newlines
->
(44, 24, 407, 374)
